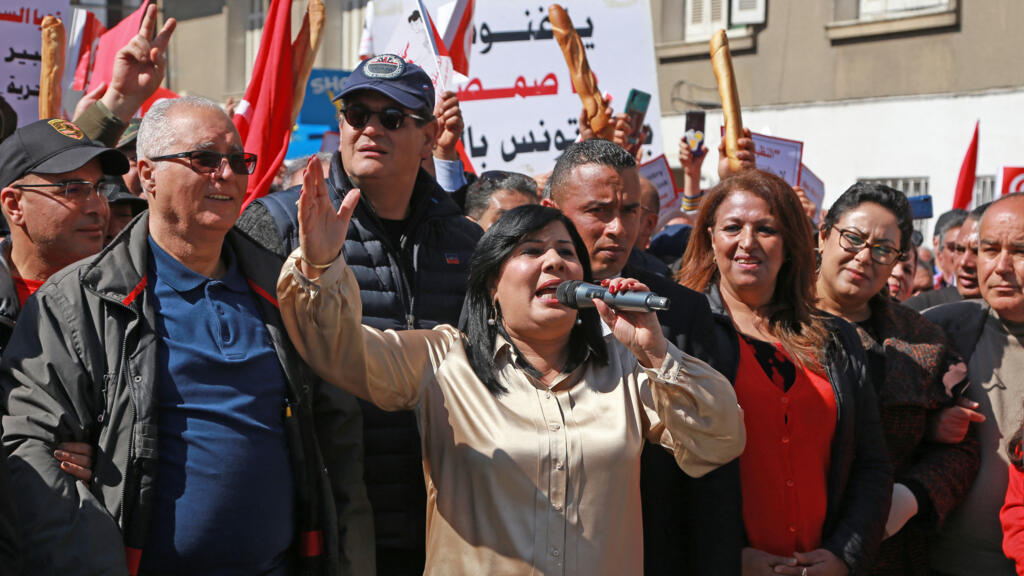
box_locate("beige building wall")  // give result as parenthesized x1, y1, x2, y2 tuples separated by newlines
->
(654, 0, 1024, 115)
(164, 0, 366, 104)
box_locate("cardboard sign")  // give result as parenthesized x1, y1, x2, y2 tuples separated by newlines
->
(638, 154, 680, 220)
(366, 0, 664, 175)
(752, 132, 803, 187)
(1000, 166, 1024, 196)
(799, 163, 824, 223)
(0, 0, 69, 126)
(718, 127, 804, 187)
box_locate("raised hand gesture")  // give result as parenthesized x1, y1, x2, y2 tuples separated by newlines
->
(103, 3, 177, 123)
(297, 155, 360, 278)
(592, 277, 668, 369)
(432, 91, 464, 161)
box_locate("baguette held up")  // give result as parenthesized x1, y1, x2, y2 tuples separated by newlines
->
(710, 29, 744, 173)
(549, 4, 610, 136)
(39, 15, 66, 120)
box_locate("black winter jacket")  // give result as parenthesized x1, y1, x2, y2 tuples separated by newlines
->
(238, 152, 482, 557)
(694, 285, 893, 575)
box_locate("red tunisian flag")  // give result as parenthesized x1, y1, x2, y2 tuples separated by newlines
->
(78, 1, 149, 92)
(952, 121, 979, 210)
(440, 0, 474, 76)
(70, 9, 107, 91)
(234, 0, 294, 208)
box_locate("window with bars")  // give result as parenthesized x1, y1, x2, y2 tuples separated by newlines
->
(858, 176, 931, 238)
(858, 0, 951, 20)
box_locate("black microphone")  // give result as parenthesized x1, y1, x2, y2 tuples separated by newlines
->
(555, 280, 670, 312)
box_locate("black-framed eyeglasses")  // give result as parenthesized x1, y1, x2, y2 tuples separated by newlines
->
(13, 179, 118, 201)
(149, 150, 258, 175)
(832, 226, 903, 265)
(338, 105, 431, 131)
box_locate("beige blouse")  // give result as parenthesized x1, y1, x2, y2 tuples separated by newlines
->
(277, 250, 745, 576)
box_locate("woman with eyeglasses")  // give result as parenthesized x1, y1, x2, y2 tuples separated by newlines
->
(677, 170, 892, 576)
(276, 167, 746, 575)
(815, 182, 979, 576)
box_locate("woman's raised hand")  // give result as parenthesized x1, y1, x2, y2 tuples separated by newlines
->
(297, 155, 360, 277)
(593, 278, 668, 368)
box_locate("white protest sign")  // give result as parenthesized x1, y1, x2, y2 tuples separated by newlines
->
(367, 0, 664, 175)
(638, 154, 680, 220)
(381, 0, 452, 105)
(0, 0, 70, 126)
(751, 132, 803, 187)
(799, 163, 824, 223)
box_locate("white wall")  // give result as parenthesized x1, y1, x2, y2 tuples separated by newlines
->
(660, 87, 1024, 240)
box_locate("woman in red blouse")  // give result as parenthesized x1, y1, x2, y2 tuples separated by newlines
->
(678, 170, 892, 576)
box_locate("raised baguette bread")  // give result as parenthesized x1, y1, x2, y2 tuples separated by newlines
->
(549, 4, 609, 136)
(710, 29, 744, 173)
(39, 15, 65, 120)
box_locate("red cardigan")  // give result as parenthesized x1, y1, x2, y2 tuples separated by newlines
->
(735, 336, 837, 556)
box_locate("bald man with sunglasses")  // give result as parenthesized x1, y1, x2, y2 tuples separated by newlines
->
(237, 54, 481, 575)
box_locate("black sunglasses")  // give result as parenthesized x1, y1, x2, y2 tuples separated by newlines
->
(338, 105, 431, 131)
(150, 150, 258, 175)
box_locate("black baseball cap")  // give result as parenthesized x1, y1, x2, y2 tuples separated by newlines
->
(334, 54, 435, 111)
(0, 118, 130, 189)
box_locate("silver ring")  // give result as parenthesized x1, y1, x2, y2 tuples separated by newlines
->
(801, 568, 808, 576)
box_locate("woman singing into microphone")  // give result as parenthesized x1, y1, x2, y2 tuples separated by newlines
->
(276, 160, 745, 575)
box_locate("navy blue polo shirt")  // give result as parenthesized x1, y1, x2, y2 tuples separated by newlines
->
(140, 238, 294, 575)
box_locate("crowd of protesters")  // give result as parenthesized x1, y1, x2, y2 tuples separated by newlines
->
(1, 8, 1024, 576)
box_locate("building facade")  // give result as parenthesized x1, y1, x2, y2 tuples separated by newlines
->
(653, 0, 1024, 236)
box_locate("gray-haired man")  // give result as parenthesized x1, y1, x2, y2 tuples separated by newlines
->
(2, 96, 365, 575)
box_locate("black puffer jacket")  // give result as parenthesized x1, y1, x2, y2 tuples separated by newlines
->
(239, 152, 481, 558)
(699, 285, 893, 574)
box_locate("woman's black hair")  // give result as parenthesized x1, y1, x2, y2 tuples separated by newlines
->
(463, 204, 607, 395)
(821, 182, 914, 255)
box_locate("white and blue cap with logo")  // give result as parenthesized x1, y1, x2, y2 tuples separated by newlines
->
(334, 54, 435, 112)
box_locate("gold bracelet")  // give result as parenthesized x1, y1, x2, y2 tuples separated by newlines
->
(300, 254, 335, 270)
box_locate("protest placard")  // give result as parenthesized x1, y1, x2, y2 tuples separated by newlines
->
(799, 163, 824, 224)
(0, 0, 69, 126)
(365, 0, 664, 176)
(381, 0, 453, 106)
(637, 154, 680, 220)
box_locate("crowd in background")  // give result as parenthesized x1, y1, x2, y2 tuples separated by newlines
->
(0, 11, 1023, 576)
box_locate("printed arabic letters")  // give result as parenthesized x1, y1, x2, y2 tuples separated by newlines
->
(501, 136, 519, 162)
(477, 15, 594, 53)
(467, 126, 488, 158)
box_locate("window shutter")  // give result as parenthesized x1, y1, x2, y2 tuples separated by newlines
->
(730, 0, 765, 25)
(858, 0, 888, 17)
(686, 0, 729, 42)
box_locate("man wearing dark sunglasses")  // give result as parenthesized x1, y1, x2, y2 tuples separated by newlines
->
(1, 97, 357, 575)
(238, 53, 482, 576)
